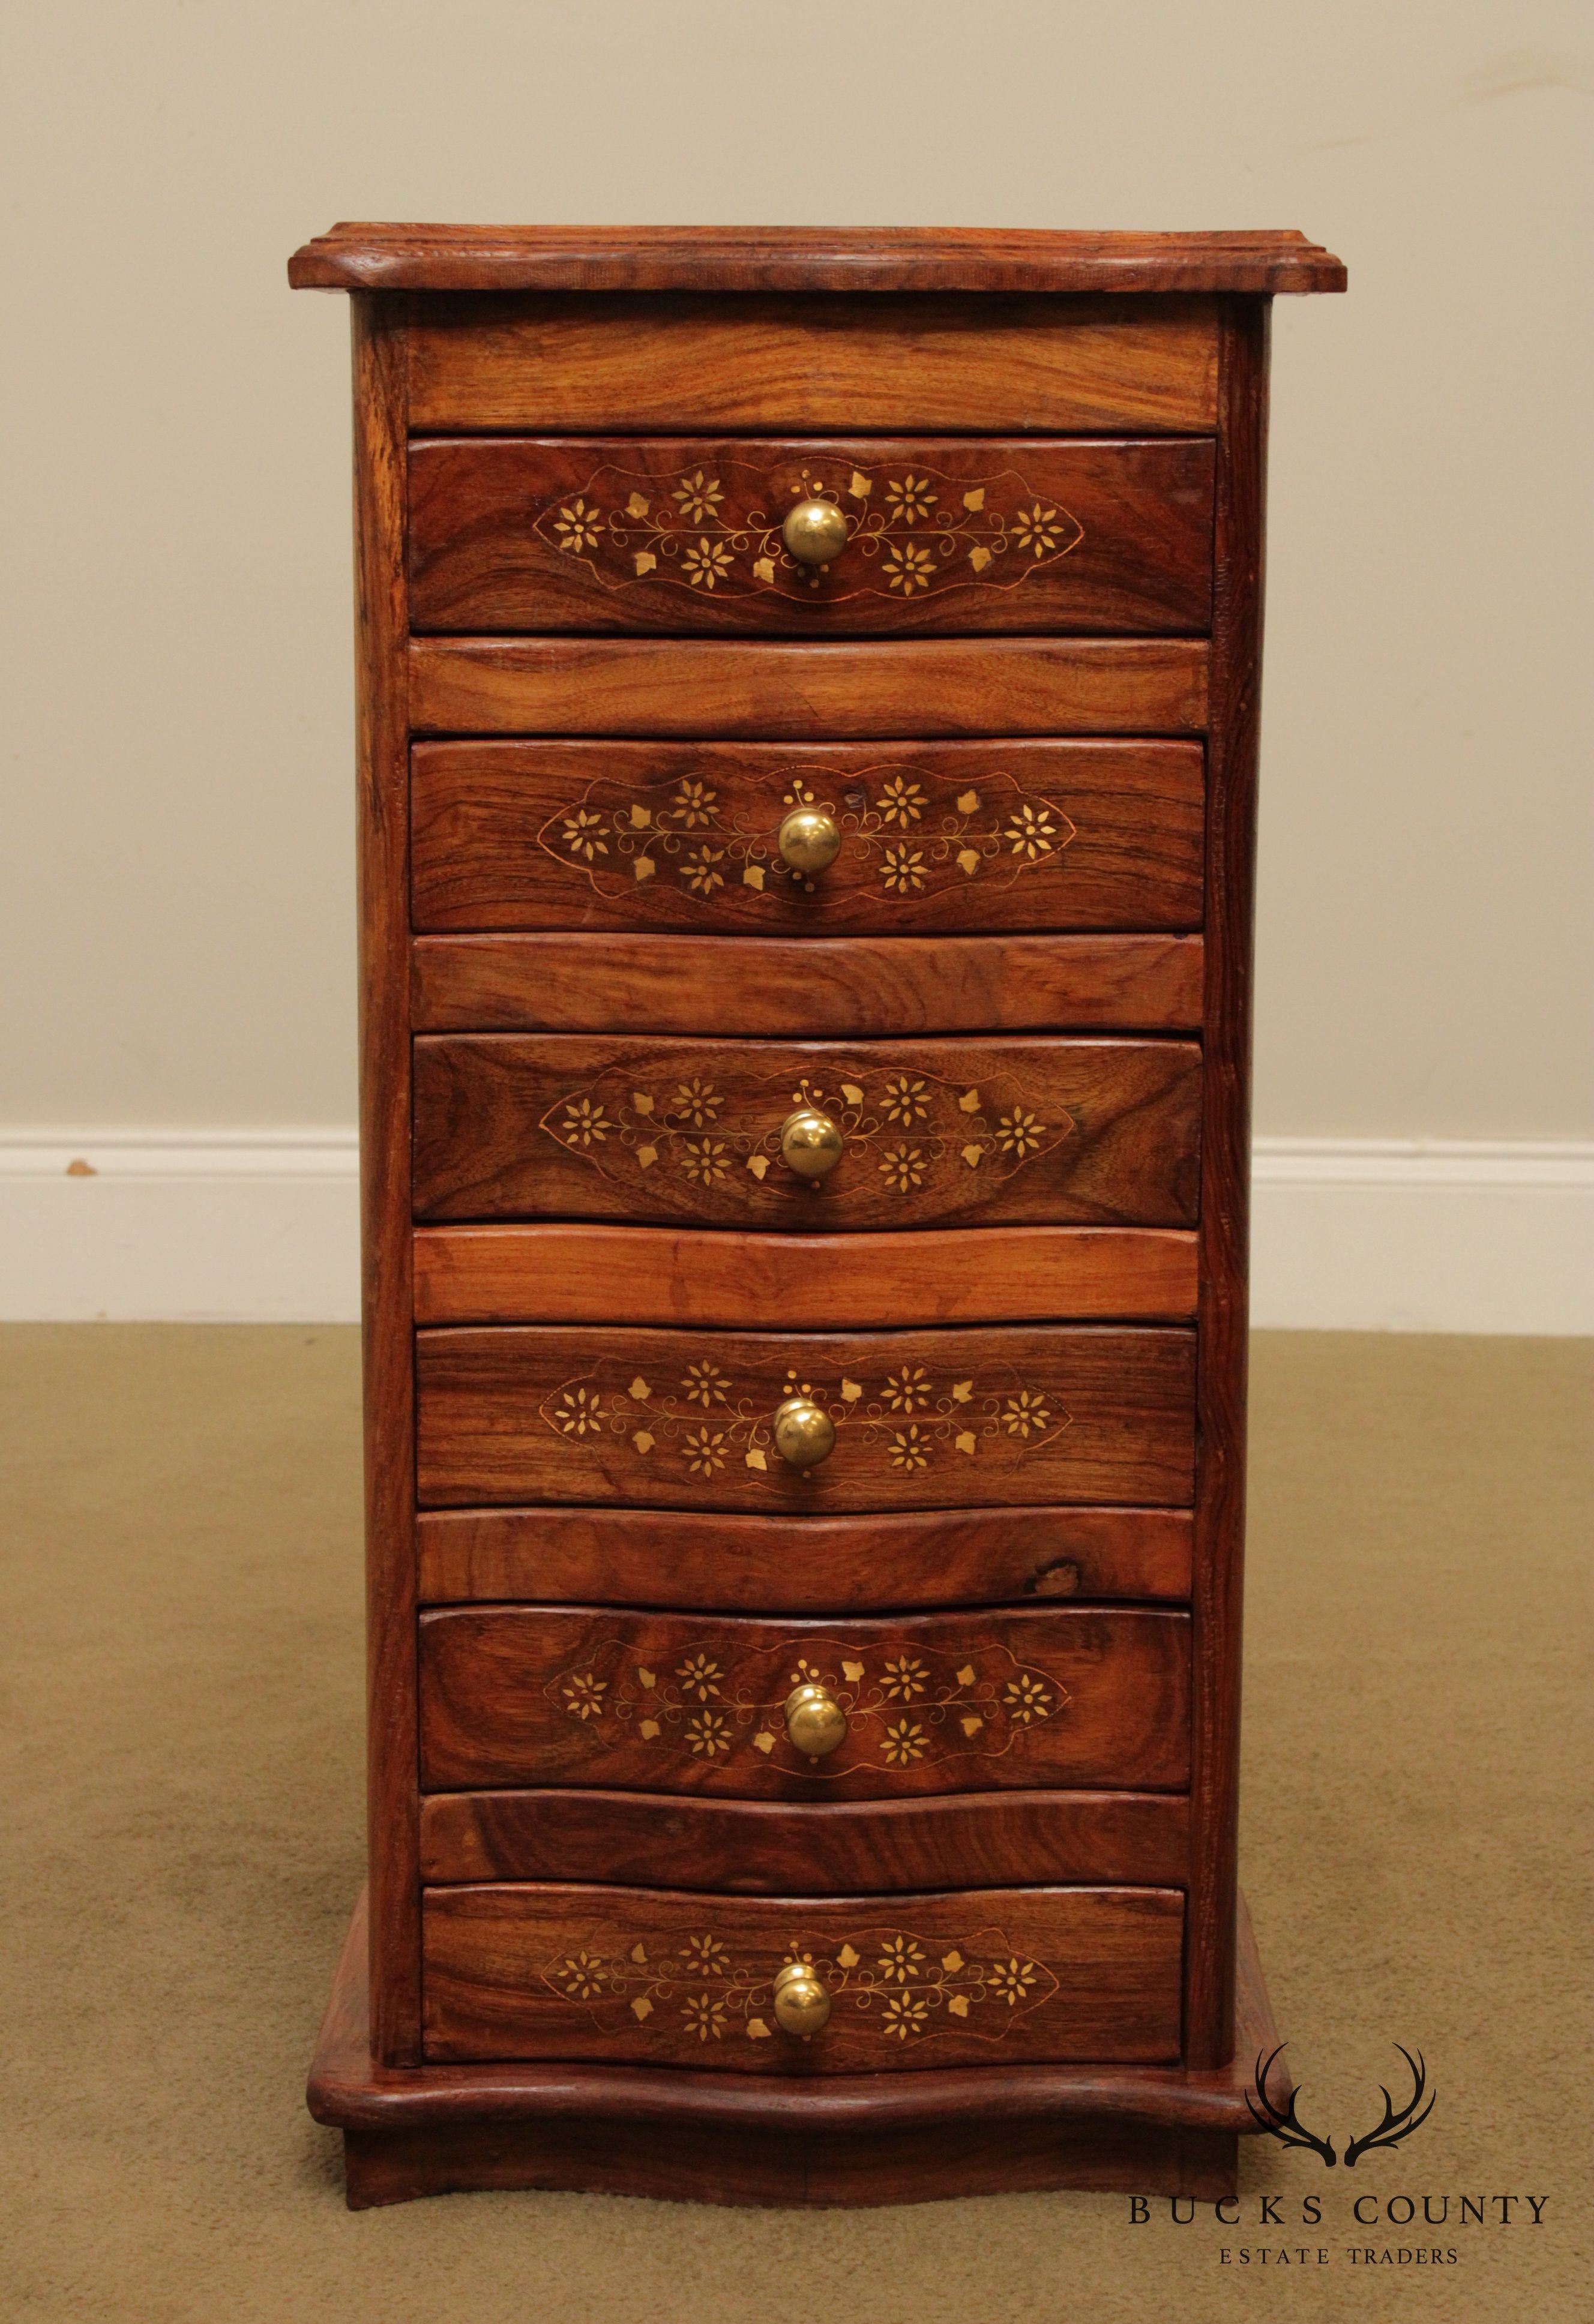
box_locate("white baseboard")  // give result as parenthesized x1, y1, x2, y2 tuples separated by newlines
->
(0, 1131, 360, 1323)
(1, 1131, 1589, 1332)
(1251, 1138, 1592, 1332)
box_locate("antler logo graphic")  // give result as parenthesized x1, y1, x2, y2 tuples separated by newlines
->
(1246, 2045, 1337, 2165)
(1343, 2044, 1435, 2166)
(1246, 2044, 1436, 2169)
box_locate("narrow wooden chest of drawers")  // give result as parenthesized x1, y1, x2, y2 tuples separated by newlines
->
(292, 223, 1344, 2210)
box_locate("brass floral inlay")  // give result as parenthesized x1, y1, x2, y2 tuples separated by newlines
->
(532, 1918, 1062, 2047)
(545, 1635, 1069, 1780)
(540, 1063, 1072, 1203)
(534, 457, 1083, 606)
(538, 1359, 1071, 1488)
(539, 762, 1077, 910)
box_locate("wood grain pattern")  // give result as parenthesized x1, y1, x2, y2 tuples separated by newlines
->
(411, 933, 1206, 1036)
(412, 1035, 1201, 1228)
(419, 1789, 1191, 1891)
(421, 1883, 1185, 2067)
(289, 222, 1347, 296)
(408, 436, 1216, 637)
(416, 1323, 1196, 1509)
(310, 1887, 1287, 2209)
(417, 1503, 1193, 1612)
(412, 1226, 1197, 1327)
(410, 739, 1205, 935)
(406, 293, 1220, 432)
(408, 637, 1211, 737)
(350, 296, 421, 2068)
(1183, 301, 1268, 2072)
(418, 1605, 1189, 1795)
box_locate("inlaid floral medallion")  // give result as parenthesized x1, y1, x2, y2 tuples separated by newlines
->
(544, 1635, 1069, 1780)
(532, 1917, 1062, 2047)
(534, 457, 1083, 608)
(539, 760, 1078, 910)
(540, 1062, 1072, 1204)
(538, 1357, 1072, 1491)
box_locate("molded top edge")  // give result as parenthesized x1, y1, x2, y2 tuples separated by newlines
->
(289, 223, 1347, 296)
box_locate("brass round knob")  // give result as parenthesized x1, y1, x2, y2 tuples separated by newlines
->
(778, 806, 842, 877)
(782, 497, 849, 567)
(772, 1396, 836, 1470)
(784, 1683, 848, 1758)
(780, 1106, 844, 1180)
(772, 1959, 832, 2037)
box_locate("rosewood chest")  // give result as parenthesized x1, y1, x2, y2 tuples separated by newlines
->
(290, 224, 1345, 2209)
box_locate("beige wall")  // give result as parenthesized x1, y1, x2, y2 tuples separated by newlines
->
(5, 1, 1589, 1138)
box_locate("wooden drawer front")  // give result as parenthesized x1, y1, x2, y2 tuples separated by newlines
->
(423, 1883, 1184, 2067)
(406, 293, 1220, 433)
(412, 1036, 1200, 1230)
(409, 638, 1211, 737)
(408, 437, 1215, 636)
(414, 1226, 1196, 1330)
(418, 1505, 1192, 1612)
(411, 740, 1204, 935)
(411, 935, 1205, 1037)
(418, 1606, 1189, 1795)
(420, 1791, 1191, 1893)
(415, 1326, 1196, 1511)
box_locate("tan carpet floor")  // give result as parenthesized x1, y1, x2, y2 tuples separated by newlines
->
(2, 1327, 1589, 2322)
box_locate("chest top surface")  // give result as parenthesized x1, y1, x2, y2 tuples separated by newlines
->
(289, 221, 1346, 296)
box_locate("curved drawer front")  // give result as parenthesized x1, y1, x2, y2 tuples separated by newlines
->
(411, 740, 1205, 934)
(415, 1325, 1196, 1511)
(420, 1789, 1191, 1892)
(417, 1504, 1193, 1612)
(411, 935, 1206, 1040)
(422, 1882, 1185, 2066)
(408, 436, 1215, 635)
(418, 1606, 1189, 1795)
(412, 1036, 1201, 1228)
(408, 637, 1211, 739)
